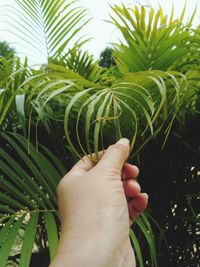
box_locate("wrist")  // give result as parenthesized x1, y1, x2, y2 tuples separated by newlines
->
(50, 228, 113, 267)
(50, 227, 134, 267)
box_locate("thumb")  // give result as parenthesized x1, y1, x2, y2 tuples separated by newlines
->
(70, 151, 105, 175)
(95, 138, 130, 173)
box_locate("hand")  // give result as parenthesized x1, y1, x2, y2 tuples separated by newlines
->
(50, 139, 148, 267)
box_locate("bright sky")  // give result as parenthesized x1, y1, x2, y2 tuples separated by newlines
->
(0, 0, 199, 64)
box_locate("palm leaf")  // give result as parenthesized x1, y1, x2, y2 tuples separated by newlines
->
(44, 211, 59, 261)
(63, 71, 186, 158)
(0, 0, 90, 61)
(110, 4, 200, 73)
(130, 212, 158, 267)
(0, 215, 25, 267)
(129, 228, 144, 267)
(135, 214, 157, 267)
(19, 213, 39, 267)
(0, 132, 66, 265)
(51, 47, 101, 82)
(0, 57, 30, 129)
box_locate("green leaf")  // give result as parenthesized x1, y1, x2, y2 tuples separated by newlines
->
(135, 215, 158, 267)
(64, 87, 98, 158)
(19, 213, 39, 267)
(2, 0, 90, 61)
(129, 229, 144, 267)
(111, 4, 199, 73)
(93, 92, 112, 157)
(47, 64, 96, 87)
(2, 133, 56, 208)
(44, 211, 59, 261)
(0, 215, 25, 266)
(15, 94, 26, 136)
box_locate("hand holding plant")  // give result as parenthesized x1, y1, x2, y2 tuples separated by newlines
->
(51, 139, 148, 267)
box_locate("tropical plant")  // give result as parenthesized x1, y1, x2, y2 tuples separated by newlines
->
(0, 57, 31, 134)
(0, 0, 90, 62)
(0, 132, 66, 266)
(99, 47, 116, 68)
(0, 57, 13, 86)
(0, 42, 16, 89)
(0, 1, 200, 266)
(0, 41, 15, 59)
(110, 4, 199, 73)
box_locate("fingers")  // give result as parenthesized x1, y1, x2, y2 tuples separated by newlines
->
(95, 138, 130, 173)
(70, 151, 105, 175)
(123, 177, 148, 222)
(128, 193, 148, 222)
(123, 179, 141, 197)
(71, 138, 131, 175)
(122, 163, 139, 180)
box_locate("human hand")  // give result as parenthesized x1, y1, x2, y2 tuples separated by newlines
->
(50, 139, 148, 267)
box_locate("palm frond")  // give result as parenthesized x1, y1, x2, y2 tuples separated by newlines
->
(0, 215, 25, 267)
(0, 0, 90, 62)
(129, 228, 144, 267)
(0, 132, 66, 266)
(130, 212, 158, 267)
(0, 57, 14, 85)
(62, 48, 101, 82)
(0, 57, 30, 130)
(48, 47, 101, 82)
(110, 4, 200, 73)
(63, 71, 186, 158)
(9, 67, 186, 159)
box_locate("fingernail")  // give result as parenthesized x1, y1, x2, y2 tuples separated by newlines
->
(116, 138, 130, 147)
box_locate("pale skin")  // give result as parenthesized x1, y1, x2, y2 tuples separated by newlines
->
(50, 138, 148, 267)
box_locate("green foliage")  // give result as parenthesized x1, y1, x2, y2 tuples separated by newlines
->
(51, 47, 101, 82)
(0, 1, 200, 266)
(0, 42, 16, 88)
(130, 213, 158, 267)
(64, 70, 186, 159)
(0, 57, 13, 86)
(0, 57, 31, 132)
(0, 41, 15, 59)
(99, 47, 116, 68)
(1, 0, 90, 62)
(110, 4, 199, 73)
(0, 132, 66, 266)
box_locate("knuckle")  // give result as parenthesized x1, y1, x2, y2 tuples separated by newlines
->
(82, 155, 89, 161)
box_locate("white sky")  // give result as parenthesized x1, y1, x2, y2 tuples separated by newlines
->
(0, 0, 199, 64)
